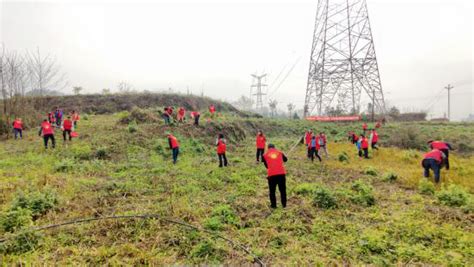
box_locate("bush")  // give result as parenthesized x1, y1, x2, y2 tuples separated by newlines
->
(211, 205, 239, 226)
(10, 190, 58, 219)
(350, 180, 376, 207)
(313, 187, 337, 209)
(418, 179, 435, 195)
(363, 166, 378, 176)
(203, 217, 223, 231)
(294, 183, 318, 196)
(54, 159, 75, 172)
(190, 240, 225, 262)
(95, 147, 108, 160)
(338, 152, 349, 163)
(0, 231, 42, 254)
(128, 120, 138, 133)
(0, 208, 32, 232)
(383, 172, 398, 182)
(71, 145, 92, 160)
(82, 114, 89, 120)
(436, 185, 470, 207)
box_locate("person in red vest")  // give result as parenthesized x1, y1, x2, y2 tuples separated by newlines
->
(428, 140, 452, 170)
(309, 135, 322, 162)
(360, 134, 369, 159)
(362, 123, 368, 132)
(71, 110, 80, 128)
(375, 121, 382, 129)
(216, 133, 228, 167)
(48, 112, 55, 124)
(12, 118, 23, 140)
(191, 111, 200, 126)
(209, 105, 216, 115)
(167, 133, 180, 164)
(256, 130, 266, 163)
(304, 129, 313, 147)
(318, 132, 328, 158)
(177, 107, 186, 123)
(370, 129, 379, 150)
(262, 144, 288, 209)
(38, 119, 55, 149)
(422, 149, 446, 183)
(62, 116, 73, 141)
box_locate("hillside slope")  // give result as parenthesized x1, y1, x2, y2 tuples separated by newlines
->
(0, 114, 473, 265)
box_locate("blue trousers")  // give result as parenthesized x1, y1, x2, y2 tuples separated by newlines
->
(172, 147, 179, 164)
(422, 158, 441, 183)
(14, 128, 22, 139)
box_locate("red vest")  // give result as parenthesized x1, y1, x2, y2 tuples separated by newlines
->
(169, 135, 179, 148)
(63, 119, 73, 130)
(209, 105, 216, 113)
(167, 107, 173, 115)
(178, 108, 185, 116)
(13, 120, 23, 129)
(256, 135, 266, 149)
(372, 131, 379, 143)
(305, 132, 313, 145)
(191, 111, 200, 117)
(217, 139, 226, 154)
(49, 113, 55, 122)
(72, 113, 80, 121)
(41, 122, 54, 135)
(263, 148, 286, 177)
(361, 137, 369, 149)
(431, 141, 448, 150)
(362, 123, 367, 130)
(424, 149, 443, 163)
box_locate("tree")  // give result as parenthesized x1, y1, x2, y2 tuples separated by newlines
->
(287, 103, 295, 119)
(25, 47, 68, 96)
(102, 88, 111, 95)
(73, 86, 82, 95)
(269, 99, 278, 117)
(117, 81, 133, 94)
(233, 95, 254, 111)
(388, 106, 400, 117)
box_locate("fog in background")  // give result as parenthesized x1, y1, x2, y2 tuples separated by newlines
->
(1, 0, 472, 120)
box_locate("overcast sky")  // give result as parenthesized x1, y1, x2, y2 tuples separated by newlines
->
(1, 0, 473, 120)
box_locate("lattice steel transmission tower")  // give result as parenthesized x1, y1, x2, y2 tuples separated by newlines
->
(250, 73, 267, 111)
(304, 0, 386, 117)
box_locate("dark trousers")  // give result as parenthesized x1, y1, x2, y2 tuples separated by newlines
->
(268, 175, 287, 208)
(14, 128, 22, 139)
(423, 158, 441, 183)
(63, 130, 72, 141)
(73, 121, 77, 128)
(163, 114, 170, 125)
(218, 153, 228, 167)
(256, 148, 264, 162)
(194, 115, 200, 126)
(308, 147, 322, 162)
(172, 147, 179, 164)
(359, 148, 369, 158)
(440, 149, 449, 170)
(371, 142, 378, 150)
(43, 134, 55, 149)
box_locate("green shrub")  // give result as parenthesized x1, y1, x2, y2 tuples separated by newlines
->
(190, 240, 225, 262)
(383, 172, 398, 182)
(11, 190, 58, 219)
(71, 145, 92, 160)
(350, 180, 375, 207)
(82, 114, 89, 120)
(338, 152, 349, 163)
(0, 208, 32, 232)
(294, 183, 318, 196)
(418, 179, 435, 195)
(117, 111, 131, 123)
(203, 217, 223, 231)
(95, 147, 108, 160)
(128, 120, 138, 133)
(313, 187, 337, 209)
(0, 231, 42, 254)
(363, 166, 378, 176)
(54, 159, 75, 172)
(437, 185, 470, 207)
(211, 205, 239, 226)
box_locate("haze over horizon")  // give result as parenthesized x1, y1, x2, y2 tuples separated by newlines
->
(1, 0, 473, 120)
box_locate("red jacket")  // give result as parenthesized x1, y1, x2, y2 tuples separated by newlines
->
(305, 131, 313, 145)
(13, 120, 23, 130)
(216, 139, 227, 154)
(430, 141, 448, 150)
(263, 148, 286, 177)
(371, 131, 379, 143)
(167, 107, 173, 115)
(362, 123, 368, 130)
(63, 119, 73, 130)
(178, 108, 185, 116)
(256, 134, 266, 149)
(209, 105, 216, 113)
(191, 111, 200, 118)
(361, 137, 369, 149)
(41, 122, 54, 136)
(423, 149, 443, 164)
(168, 135, 179, 149)
(48, 113, 55, 123)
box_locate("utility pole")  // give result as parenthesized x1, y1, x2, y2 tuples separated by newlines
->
(445, 84, 453, 121)
(372, 89, 375, 122)
(250, 73, 267, 111)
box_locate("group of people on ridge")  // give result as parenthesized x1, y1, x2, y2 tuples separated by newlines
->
(348, 122, 381, 159)
(162, 104, 216, 126)
(37, 109, 80, 148)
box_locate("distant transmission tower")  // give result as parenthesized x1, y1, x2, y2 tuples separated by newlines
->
(251, 73, 267, 111)
(304, 0, 386, 117)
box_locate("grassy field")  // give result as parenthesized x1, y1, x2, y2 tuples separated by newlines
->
(1, 112, 473, 265)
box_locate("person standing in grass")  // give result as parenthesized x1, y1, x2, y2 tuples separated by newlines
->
(428, 140, 452, 170)
(167, 133, 180, 164)
(209, 104, 216, 119)
(216, 133, 228, 167)
(360, 134, 369, 159)
(309, 135, 322, 162)
(305, 129, 313, 159)
(262, 144, 288, 209)
(370, 129, 379, 150)
(163, 107, 171, 125)
(362, 122, 368, 133)
(62, 116, 73, 141)
(71, 110, 80, 128)
(12, 118, 23, 140)
(422, 148, 445, 183)
(38, 119, 55, 149)
(318, 132, 329, 158)
(256, 130, 266, 163)
(177, 107, 186, 123)
(191, 111, 200, 126)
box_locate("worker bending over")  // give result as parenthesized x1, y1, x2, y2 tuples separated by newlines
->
(262, 144, 288, 209)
